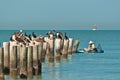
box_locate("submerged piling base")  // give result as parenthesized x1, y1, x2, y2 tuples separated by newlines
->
(62, 54, 67, 59)
(68, 52, 72, 55)
(20, 73, 27, 79)
(4, 67, 9, 74)
(41, 58, 45, 63)
(48, 57, 54, 63)
(10, 69, 17, 77)
(0, 74, 4, 80)
(33, 67, 39, 75)
(56, 55, 61, 63)
(27, 71, 33, 77)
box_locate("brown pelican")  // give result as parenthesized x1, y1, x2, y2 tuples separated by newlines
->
(10, 31, 31, 45)
(46, 31, 55, 39)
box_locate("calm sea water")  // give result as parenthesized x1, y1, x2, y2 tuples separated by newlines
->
(0, 30, 120, 80)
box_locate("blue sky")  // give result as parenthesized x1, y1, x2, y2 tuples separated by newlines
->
(0, 0, 120, 30)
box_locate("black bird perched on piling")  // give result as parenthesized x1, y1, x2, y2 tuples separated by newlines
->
(64, 32, 68, 40)
(28, 34, 32, 40)
(24, 32, 31, 40)
(32, 32, 37, 38)
(53, 30, 64, 39)
(25, 32, 28, 36)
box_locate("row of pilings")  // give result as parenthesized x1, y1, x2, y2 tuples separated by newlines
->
(0, 37, 80, 80)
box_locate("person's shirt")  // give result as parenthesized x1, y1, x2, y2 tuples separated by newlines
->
(88, 44, 95, 50)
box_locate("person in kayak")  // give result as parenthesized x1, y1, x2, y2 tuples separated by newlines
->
(84, 41, 96, 52)
(88, 41, 96, 50)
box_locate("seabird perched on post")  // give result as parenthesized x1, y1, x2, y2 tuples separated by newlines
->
(46, 31, 52, 38)
(20, 28, 23, 33)
(64, 32, 68, 40)
(24, 32, 32, 40)
(32, 32, 37, 38)
(53, 30, 64, 39)
(46, 31, 55, 39)
(28, 34, 32, 40)
(25, 32, 28, 36)
(31, 32, 37, 41)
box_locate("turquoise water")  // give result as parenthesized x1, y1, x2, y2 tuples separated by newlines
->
(0, 30, 120, 80)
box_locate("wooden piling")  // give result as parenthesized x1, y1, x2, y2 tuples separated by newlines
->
(55, 39, 61, 62)
(38, 42, 43, 62)
(41, 42, 47, 63)
(72, 40, 80, 53)
(10, 46, 17, 77)
(60, 39, 64, 54)
(3, 42, 10, 74)
(49, 45, 54, 63)
(20, 46, 27, 79)
(62, 39, 69, 59)
(17, 46, 21, 74)
(46, 42, 50, 59)
(68, 38, 73, 54)
(46, 38, 54, 63)
(0, 48, 4, 80)
(27, 46, 33, 77)
(37, 42, 42, 74)
(33, 45, 39, 75)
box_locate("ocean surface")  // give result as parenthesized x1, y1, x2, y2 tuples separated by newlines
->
(0, 30, 120, 80)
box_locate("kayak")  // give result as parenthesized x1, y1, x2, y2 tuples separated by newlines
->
(77, 49, 104, 53)
(77, 44, 104, 53)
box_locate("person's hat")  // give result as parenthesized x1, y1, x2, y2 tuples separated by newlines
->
(89, 41, 94, 44)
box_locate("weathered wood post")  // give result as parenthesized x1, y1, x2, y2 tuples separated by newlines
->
(3, 42, 10, 74)
(37, 42, 43, 62)
(62, 39, 69, 59)
(33, 45, 39, 75)
(27, 46, 33, 77)
(17, 46, 21, 75)
(72, 40, 80, 53)
(48, 39, 54, 63)
(29, 41, 42, 75)
(34, 42, 42, 63)
(46, 42, 50, 60)
(55, 39, 61, 62)
(10, 41, 20, 75)
(60, 39, 64, 54)
(0, 48, 4, 80)
(45, 38, 54, 63)
(10, 46, 17, 77)
(68, 38, 73, 54)
(41, 42, 47, 63)
(37, 42, 42, 74)
(20, 46, 27, 79)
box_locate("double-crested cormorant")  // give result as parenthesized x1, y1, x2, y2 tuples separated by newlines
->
(25, 32, 28, 36)
(28, 34, 31, 40)
(32, 32, 37, 38)
(64, 32, 68, 40)
(53, 30, 64, 39)
(57, 32, 64, 39)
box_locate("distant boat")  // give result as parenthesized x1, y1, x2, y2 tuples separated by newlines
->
(92, 24, 97, 30)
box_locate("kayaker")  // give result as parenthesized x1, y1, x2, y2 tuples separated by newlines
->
(84, 40, 96, 52)
(88, 41, 96, 50)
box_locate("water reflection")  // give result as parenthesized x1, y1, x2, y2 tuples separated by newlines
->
(5, 54, 72, 80)
(32, 75, 42, 80)
(55, 63, 61, 80)
(68, 55, 72, 64)
(48, 63, 54, 79)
